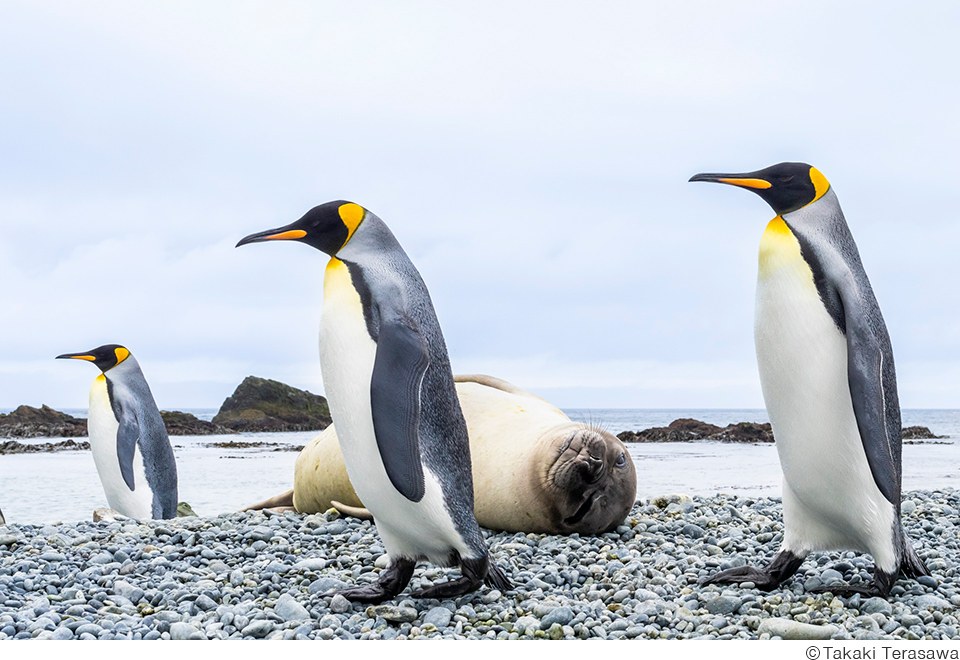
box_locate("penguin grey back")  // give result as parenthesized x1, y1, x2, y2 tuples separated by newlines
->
(336, 214, 483, 550)
(106, 356, 179, 519)
(782, 190, 902, 505)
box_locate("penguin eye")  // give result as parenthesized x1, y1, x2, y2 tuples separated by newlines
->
(615, 452, 627, 468)
(778, 175, 794, 183)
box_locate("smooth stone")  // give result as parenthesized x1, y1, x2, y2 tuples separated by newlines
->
(917, 595, 953, 611)
(862, 597, 892, 616)
(75, 623, 103, 636)
(367, 605, 417, 623)
(0, 535, 17, 547)
(329, 595, 351, 614)
(902, 501, 917, 515)
(113, 580, 144, 604)
(196, 595, 217, 611)
(757, 618, 838, 640)
(309, 578, 345, 594)
(705, 596, 741, 615)
(820, 569, 843, 583)
(293, 558, 326, 571)
(240, 620, 275, 638)
(50, 626, 74, 640)
(170, 622, 201, 640)
(918, 575, 939, 590)
(540, 607, 574, 629)
(274, 594, 310, 622)
(681, 524, 705, 539)
(423, 607, 452, 629)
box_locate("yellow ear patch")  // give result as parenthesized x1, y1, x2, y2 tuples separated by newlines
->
(809, 166, 830, 202)
(114, 347, 130, 365)
(718, 178, 772, 190)
(338, 203, 365, 244)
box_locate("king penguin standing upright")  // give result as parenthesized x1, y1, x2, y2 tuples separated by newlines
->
(689, 162, 928, 597)
(57, 345, 178, 520)
(237, 201, 510, 603)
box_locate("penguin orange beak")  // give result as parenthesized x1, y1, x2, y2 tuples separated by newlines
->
(689, 172, 773, 189)
(236, 225, 307, 247)
(55, 352, 96, 361)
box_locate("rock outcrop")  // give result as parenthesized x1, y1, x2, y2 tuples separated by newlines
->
(212, 376, 331, 433)
(617, 418, 774, 444)
(0, 405, 87, 438)
(160, 411, 233, 436)
(902, 426, 946, 440)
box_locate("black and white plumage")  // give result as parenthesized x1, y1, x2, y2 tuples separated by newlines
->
(237, 201, 510, 603)
(57, 345, 178, 520)
(690, 162, 928, 597)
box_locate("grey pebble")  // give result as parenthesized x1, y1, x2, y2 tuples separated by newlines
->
(423, 606, 452, 629)
(274, 593, 310, 622)
(367, 605, 417, 623)
(329, 594, 351, 614)
(240, 619, 275, 638)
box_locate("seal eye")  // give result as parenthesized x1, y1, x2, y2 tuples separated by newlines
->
(615, 452, 626, 468)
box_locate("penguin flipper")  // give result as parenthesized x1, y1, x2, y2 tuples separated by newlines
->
(371, 317, 429, 502)
(842, 293, 901, 506)
(115, 403, 140, 492)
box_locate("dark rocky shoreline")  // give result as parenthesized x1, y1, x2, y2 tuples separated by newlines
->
(0, 376, 332, 443)
(617, 419, 947, 445)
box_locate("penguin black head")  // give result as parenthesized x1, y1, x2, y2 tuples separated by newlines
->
(236, 200, 366, 256)
(689, 162, 831, 215)
(57, 344, 131, 372)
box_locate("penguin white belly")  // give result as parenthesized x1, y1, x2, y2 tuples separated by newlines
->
(755, 218, 896, 571)
(88, 377, 152, 520)
(320, 258, 471, 564)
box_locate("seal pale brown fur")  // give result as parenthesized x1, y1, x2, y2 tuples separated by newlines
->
(249, 375, 636, 535)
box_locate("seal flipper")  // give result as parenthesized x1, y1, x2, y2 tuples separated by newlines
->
(371, 316, 429, 502)
(701, 550, 804, 591)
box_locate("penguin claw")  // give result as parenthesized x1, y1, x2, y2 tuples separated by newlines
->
(701, 566, 785, 591)
(409, 576, 483, 600)
(809, 584, 887, 598)
(328, 583, 399, 604)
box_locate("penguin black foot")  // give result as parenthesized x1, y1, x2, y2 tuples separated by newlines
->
(810, 567, 898, 599)
(701, 550, 804, 591)
(332, 557, 415, 604)
(410, 555, 508, 600)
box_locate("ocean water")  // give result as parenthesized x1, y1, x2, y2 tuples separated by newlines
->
(1, 409, 958, 525)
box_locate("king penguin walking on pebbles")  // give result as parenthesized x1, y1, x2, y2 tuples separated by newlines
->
(690, 162, 929, 597)
(237, 201, 511, 603)
(57, 345, 178, 520)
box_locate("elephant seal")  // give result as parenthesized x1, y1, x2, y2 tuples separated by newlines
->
(247, 375, 637, 535)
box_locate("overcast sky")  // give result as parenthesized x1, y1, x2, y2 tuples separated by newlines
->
(1, 1, 958, 410)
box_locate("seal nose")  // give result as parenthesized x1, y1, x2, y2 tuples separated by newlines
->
(582, 453, 604, 482)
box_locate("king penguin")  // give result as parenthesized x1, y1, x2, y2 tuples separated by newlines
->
(57, 345, 178, 520)
(689, 162, 929, 597)
(237, 201, 511, 603)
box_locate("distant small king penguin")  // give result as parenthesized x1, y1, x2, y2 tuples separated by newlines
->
(237, 201, 511, 602)
(690, 163, 929, 597)
(57, 345, 178, 520)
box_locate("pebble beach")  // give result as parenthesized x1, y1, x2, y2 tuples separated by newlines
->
(2, 490, 959, 641)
